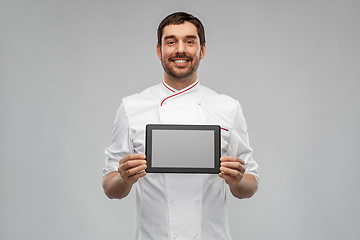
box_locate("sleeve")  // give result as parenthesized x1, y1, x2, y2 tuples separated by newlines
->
(103, 101, 133, 177)
(227, 102, 259, 181)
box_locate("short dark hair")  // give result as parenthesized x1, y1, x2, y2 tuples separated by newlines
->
(157, 12, 206, 48)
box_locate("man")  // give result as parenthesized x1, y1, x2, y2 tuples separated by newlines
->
(102, 12, 259, 240)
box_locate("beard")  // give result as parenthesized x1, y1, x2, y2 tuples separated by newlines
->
(161, 52, 201, 80)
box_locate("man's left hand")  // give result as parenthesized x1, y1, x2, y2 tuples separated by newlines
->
(218, 156, 245, 187)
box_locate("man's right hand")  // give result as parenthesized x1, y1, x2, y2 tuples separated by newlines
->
(118, 154, 147, 185)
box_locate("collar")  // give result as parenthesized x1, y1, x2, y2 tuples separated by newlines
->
(162, 80, 177, 93)
(160, 79, 200, 106)
(162, 79, 199, 93)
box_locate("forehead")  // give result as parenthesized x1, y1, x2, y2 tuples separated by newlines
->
(162, 21, 199, 39)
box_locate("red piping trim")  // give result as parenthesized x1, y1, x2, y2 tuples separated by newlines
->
(221, 127, 229, 131)
(162, 80, 175, 93)
(160, 81, 199, 106)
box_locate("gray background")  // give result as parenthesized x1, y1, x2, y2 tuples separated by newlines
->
(1, 0, 359, 239)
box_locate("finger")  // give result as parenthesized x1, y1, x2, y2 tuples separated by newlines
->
(129, 170, 147, 180)
(121, 164, 147, 178)
(120, 154, 146, 164)
(220, 156, 245, 165)
(221, 161, 245, 174)
(218, 172, 240, 186)
(220, 166, 242, 177)
(124, 170, 147, 185)
(120, 160, 147, 171)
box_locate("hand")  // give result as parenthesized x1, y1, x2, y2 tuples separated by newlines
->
(218, 156, 246, 187)
(118, 154, 147, 185)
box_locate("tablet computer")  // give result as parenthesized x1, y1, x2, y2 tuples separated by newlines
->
(145, 124, 220, 173)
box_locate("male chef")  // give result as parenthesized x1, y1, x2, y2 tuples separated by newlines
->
(102, 12, 259, 240)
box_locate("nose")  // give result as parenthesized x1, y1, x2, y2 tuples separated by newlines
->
(175, 41, 186, 54)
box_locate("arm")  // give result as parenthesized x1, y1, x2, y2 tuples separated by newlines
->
(219, 102, 259, 198)
(102, 172, 132, 199)
(102, 154, 147, 199)
(103, 102, 147, 199)
(219, 156, 258, 199)
(229, 173, 258, 199)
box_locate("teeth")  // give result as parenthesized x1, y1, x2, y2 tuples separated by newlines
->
(174, 60, 187, 63)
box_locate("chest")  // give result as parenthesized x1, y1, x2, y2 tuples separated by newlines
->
(126, 94, 231, 155)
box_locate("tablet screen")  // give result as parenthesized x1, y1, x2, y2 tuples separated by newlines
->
(145, 124, 220, 173)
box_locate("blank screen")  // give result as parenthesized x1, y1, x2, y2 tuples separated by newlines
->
(151, 129, 214, 168)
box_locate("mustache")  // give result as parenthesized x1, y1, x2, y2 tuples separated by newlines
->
(169, 53, 193, 61)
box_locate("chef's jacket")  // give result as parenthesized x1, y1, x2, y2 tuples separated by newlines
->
(104, 79, 259, 240)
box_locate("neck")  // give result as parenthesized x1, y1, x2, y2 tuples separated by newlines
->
(163, 73, 198, 91)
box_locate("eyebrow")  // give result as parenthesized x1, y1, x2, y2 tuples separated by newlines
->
(185, 35, 198, 39)
(163, 35, 175, 41)
(163, 35, 198, 40)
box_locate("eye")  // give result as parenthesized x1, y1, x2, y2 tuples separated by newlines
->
(167, 41, 175, 45)
(186, 40, 194, 44)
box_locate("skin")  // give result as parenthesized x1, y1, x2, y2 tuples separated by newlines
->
(103, 154, 147, 199)
(102, 21, 258, 200)
(219, 156, 258, 199)
(156, 21, 206, 90)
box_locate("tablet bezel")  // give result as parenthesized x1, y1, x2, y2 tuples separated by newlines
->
(145, 124, 221, 174)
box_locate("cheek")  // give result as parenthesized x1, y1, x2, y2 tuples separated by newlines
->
(162, 50, 172, 60)
(192, 50, 202, 60)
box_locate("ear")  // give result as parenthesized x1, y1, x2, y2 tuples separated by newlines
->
(156, 44, 162, 60)
(200, 43, 206, 59)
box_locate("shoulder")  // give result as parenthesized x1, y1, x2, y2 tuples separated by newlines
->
(197, 85, 245, 131)
(198, 85, 240, 111)
(123, 83, 162, 106)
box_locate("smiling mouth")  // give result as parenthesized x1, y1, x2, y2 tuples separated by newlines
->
(171, 58, 192, 67)
(173, 59, 189, 63)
